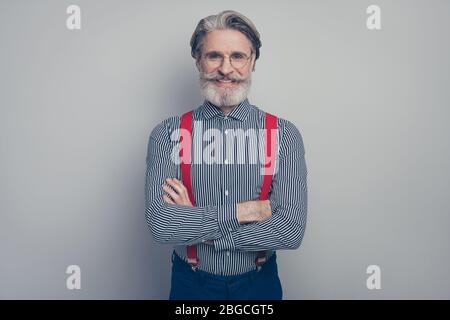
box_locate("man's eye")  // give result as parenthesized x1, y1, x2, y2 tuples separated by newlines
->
(231, 54, 245, 60)
(207, 53, 221, 60)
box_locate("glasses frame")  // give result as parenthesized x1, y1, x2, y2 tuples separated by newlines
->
(201, 50, 254, 70)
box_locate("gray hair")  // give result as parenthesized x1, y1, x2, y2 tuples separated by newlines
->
(190, 10, 262, 61)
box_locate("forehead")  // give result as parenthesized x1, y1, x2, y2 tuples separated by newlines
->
(202, 29, 252, 53)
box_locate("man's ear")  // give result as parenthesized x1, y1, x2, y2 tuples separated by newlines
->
(195, 57, 202, 71)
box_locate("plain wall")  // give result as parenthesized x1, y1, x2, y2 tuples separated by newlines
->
(1, 0, 449, 299)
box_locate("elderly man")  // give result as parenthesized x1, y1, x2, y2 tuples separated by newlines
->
(145, 10, 307, 300)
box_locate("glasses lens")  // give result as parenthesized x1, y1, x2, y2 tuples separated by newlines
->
(205, 53, 222, 69)
(206, 59, 221, 68)
(231, 53, 251, 69)
(231, 59, 246, 69)
(204, 52, 251, 69)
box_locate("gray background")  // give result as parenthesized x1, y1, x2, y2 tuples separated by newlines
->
(1, 0, 449, 299)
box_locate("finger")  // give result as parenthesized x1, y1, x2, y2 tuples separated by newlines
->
(166, 178, 186, 195)
(171, 178, 190, 198)
(166, 178, 185, 191)
(170, 177, 183, 185)
(166, 178, 192, 206)
(170, 178, 192, 203)
(163, 194, 175, 204)
(162, 183, 180, 201)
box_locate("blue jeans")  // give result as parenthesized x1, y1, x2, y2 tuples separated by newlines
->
(169, 251, 283, 300)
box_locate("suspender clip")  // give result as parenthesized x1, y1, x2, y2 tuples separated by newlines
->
(187, 257, 199, 272)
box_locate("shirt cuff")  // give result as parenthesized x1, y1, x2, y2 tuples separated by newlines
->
(200, 205, 221, 238)
(214, 232, 236, 251)
(217, 202, 240, 235)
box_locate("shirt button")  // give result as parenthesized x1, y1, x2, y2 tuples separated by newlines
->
(225, 190, 229, 196)
(226, 251, 230, 256)
(224, 129, 228, 135)
(224, 159, 228, 165)
(224, 116, 228, 119)
(228, 227, 232, 232)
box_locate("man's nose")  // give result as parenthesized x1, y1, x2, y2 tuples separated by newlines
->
(218, 57, 234, 75)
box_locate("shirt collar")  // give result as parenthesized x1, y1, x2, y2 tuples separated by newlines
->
(200, 98, 251, 122)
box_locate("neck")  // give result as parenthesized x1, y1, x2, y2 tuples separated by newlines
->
(220, 105, 236, 115)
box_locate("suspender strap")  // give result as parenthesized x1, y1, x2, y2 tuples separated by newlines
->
(260, 112, 278, 199)
(179, 111, 199, 267)
(256, 112, 278, 267)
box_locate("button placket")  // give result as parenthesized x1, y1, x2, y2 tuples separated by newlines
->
(222, 119, 230, 202)
(221, 118, 231, 272)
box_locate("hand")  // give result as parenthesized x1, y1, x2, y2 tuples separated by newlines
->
(162, 178, 194, 207)
(237, 200, 272, 224)
(257, 200, 272, 221)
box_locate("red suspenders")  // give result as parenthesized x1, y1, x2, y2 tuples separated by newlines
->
(255, 112, 277, 268)
(179, 110, 278, 270)
(179, 111, 199, 266)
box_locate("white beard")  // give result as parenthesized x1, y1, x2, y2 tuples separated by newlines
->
(199, 72, 252, 107)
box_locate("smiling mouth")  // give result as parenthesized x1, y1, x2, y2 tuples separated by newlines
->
(214, 79, 238, 87)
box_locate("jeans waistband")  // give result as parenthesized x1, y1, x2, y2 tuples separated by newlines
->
(171, 250, 277, 282)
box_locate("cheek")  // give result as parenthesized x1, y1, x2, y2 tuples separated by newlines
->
(238, 66, 252, 78)
(199, 61, 215, 75)
(240, 60, 255, 76)
(204, 67, 216, 75)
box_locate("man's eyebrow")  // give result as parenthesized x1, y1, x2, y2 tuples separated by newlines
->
(204, 50, 249, 55)
(204, 50, 221, 55)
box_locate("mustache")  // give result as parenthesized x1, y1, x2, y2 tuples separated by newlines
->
(200, 72, 246, 82)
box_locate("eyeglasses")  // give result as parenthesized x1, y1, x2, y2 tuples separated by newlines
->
(202, 51, 253, 69)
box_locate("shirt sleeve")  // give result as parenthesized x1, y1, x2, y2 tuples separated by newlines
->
(214, 120, 308, 252)
(145, 119, 240, 246)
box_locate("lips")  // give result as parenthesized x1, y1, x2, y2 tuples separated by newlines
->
(214, 79, 238, 87)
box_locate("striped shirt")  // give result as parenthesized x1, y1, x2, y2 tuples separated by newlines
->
(145, 98, 307, 276)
